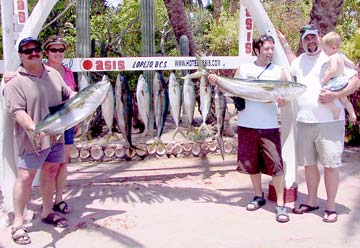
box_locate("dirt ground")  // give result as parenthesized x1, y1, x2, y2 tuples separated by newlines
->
(0, 145, 360, 248)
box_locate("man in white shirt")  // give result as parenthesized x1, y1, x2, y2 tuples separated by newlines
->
(278, 25, 359, 223)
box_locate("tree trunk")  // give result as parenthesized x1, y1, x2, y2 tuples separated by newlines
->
(297, 0, 344, 55)
(163, 0, 197, 56)
(213, 0, 221, 23)
(309, 0, 343, 35)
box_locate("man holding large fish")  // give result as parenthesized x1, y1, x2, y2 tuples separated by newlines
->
(3, 37, 76, 245)
(208, 34, 290, 223)
(278, 25, 359, 223)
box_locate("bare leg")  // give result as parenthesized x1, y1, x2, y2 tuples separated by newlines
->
(249, 173, 262, 197)
(272, 174, 284, 207)
(13, 168, 37, 227)
(304, 164, 320, 207)
(340, 97, 357, 122)
(54, 144, 71, 205)
(40, 162, 60, 219)
(324, 167, 339, 211)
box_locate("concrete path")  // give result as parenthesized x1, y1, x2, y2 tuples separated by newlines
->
(1, 147, 360, 248)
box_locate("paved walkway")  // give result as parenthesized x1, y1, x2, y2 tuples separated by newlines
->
(1, 147, 360, 248)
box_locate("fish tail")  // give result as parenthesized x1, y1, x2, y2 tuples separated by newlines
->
(25, 130, 40, 156)
(216, 133, 225, 160)
(198, 122, 213, 136)
(172, 127, 186, 140)
(180, 54, 208, 79)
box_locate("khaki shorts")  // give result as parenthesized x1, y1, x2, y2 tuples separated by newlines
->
(296, 121, 345, 168)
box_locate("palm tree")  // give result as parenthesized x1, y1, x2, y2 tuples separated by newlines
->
(309, 0, 344, 35)
(163, 0, 197, 56)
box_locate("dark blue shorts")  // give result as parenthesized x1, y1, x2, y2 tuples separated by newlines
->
(18, 143, 65, 170)
(64, 127, 75, 145)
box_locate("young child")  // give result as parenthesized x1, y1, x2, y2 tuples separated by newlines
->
(320, 31, 357, 122)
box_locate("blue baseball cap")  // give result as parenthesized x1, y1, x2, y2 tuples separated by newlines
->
(18, 37, 42, 52)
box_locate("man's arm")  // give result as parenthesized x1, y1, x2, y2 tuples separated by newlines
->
(13, 110, 36, 131)
(276, 30, 297, 64)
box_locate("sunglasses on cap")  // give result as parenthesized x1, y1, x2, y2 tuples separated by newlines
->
(300, 24, 317, 34)
(20, 46, 42, 55)
(48, 48, 65, 53)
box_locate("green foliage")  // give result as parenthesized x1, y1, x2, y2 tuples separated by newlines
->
(203, 12, 239, 55)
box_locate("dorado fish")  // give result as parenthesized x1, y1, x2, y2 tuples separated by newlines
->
(182, 55, 306, 102)
(115, 74, 135, 150)
(168, 72, 185, 139)
(29, 78, 111, 153)
(136, 74, 151, 138)
(198, 75, 212, 135)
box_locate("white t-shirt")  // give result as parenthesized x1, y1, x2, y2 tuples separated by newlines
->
(291, 51, 347, 123)
(237, 62, 282, 129)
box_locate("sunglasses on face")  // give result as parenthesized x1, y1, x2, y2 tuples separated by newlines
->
(20, 46, 42, 55)
(48, 48, 65, 53)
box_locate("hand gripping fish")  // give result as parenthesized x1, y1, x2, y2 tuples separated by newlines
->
(28, 78, 111, 154)
(182, 55, 306, 102)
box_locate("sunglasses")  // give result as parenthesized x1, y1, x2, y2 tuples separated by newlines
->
(259, 34, 275, 43)
(48, 48, 65, 53)
(20, 46, 42, 55)
(300, 24, 317, 33)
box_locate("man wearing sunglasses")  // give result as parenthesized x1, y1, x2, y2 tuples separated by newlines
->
(278, 25, 359, 223)
(3, 37, 75, 245)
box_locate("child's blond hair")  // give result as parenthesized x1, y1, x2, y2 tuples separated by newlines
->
(321, 31, 342, 48)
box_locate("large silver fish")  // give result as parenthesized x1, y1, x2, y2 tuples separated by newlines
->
(198, 75, 212, 135)
(182, 74, 195, 130)
(29, 78, 111, 153)
(168, 72, 185, 139)
(33, 78, 111, 135)
(182, 55, 306, 102)
(78, 74, 93, 140)
(136, 74, 151, 137)
(101, 76, 115, 140)
(115, 74, 134, 149)
(214, 86, 226, 160)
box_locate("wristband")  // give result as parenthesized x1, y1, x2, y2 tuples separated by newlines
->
(283, 42, 289, 48)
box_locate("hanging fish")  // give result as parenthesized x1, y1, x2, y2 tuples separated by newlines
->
(198, 75, 212, 136)
(168, 72, 186, 139)
(115, 74, 135, 152)
(136, 74, 151, 138)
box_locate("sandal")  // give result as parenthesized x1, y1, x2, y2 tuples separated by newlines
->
(275, 206, 290, 223)
(292, 204, 319, 214)
(246, 193, 266, 211)
(323, 210, 338, 223)
(11, 225, 31, 245)
(42, 212, 69, 228)
(53, 201, 72, 214)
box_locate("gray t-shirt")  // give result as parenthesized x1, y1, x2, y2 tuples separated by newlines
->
(4, 64, 73, 154)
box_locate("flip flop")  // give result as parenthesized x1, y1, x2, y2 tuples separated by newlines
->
(53, 201, 72, 214)
(246, 193, 266, 211)
(292, 204, 319, 214)
(11, 225, 31, 245)
(42, 212, 69, 228)
(323, 210, 338, 223)
(275, 206, 290, 223)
